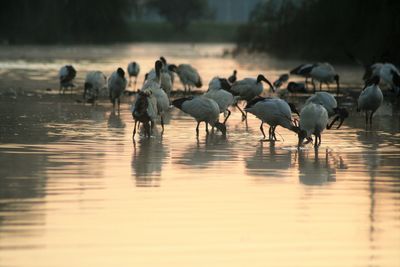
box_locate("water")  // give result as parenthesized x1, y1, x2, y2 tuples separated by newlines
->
(0, 43, 399, 267)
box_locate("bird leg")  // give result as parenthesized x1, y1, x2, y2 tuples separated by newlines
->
(223, 109, 231, 124)
(272, 126, 278, 141)
(369, 110, 375, 126)
(205, 122, 209, 134)
(259, 122, 267, 140)
(133, 120, 137, 140)
(161, 115, 165, 134)
(196, 121, 200, 136)
(365, 111, 369, 125)
(235, 104, 247, 121)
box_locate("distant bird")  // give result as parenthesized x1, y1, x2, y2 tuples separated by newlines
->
(59, 65, 76, 94)
(364, 63, 400, 95)
(142, 60, 170, 133)
(245, 97, 300, 141)
(176, 64, 202, 93)
(273, 73, 289, 89)
(305, 92, 348, 129)
(309, 62, 340, 95)
(127, 61, 140, 91)
(131, 90, 157, 139)
(298, 102, 329, 148)
(290, 63, 316, 87)
(228, 70, 237, 84)
(229, 74, 275, 120)
(172, 96, 226, 136)
(286, 82, 307, 94)
(204, 77, 235, 124)
(357, 75, 383, 126)
(83, 71, 107, 104)
(108, 67, 127, 113)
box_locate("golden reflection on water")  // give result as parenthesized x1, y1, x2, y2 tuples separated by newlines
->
(0, 44, 399, 267)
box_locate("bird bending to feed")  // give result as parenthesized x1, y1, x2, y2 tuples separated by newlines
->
(228, 70, 237, 84)
(245, 97, 300, 142)
(172, 96, 226, 137)
(229, 74, 275, 120)
(357, 75, 383, 126)
(176, 64, 202, 94)
(305, 92, 348, 129)
(204, 77, 235, 124)
(309, 62, 340, 95)
(290, 63, 316, 87)
(142, 60, 170, 133)
(132, 90, 157, 139)
(59, 65, 76, 94)
(298, 102, 329, 148)
(108, 67, 127, 114)
(127, 61, 140, 91)
(83, 71, 107, 104)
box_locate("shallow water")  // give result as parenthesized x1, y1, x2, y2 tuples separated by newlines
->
(0, 44, 400, 267)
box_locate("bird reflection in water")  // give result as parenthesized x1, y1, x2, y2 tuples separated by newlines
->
(297, 148, 338, 185)
(131, 138, 168, 187)
(245, 141, 294, 178)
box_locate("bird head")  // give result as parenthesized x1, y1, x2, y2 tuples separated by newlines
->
(168, 64, 178, 73)
(117, 68, 125, 78)
(297, 129, 308, 148)
(257, 74, 275, 92)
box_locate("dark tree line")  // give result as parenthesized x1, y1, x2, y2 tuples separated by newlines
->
(237, 0, 400, 65)
(0, 0, 135, 44)
(0, 0, 210, 44)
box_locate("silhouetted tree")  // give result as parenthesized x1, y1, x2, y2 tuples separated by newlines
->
(146, 0, 208, 31)
(237, 0, 400, 65)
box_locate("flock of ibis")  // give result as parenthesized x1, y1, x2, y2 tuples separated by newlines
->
(57, 57, 400, 148)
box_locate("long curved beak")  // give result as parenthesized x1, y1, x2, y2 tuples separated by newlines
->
(263, 77, 275, 93)
(327, 115, 340, 129)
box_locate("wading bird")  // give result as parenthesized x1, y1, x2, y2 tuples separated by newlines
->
(176, 64, 202, 94)
(305, 92, 348, 129)
(83, 71, 107, 104)
(229, 74, 275, 120)
(127, 61, 140, 90)
(204, 77, 235, 124)
(172, 96, 226, 137)
(357, 76, 383, 126)
(298, 102, 329, 148)
(309, 62, 340, 95)
(132, 90, 157, 139)
(142, 60, 170, 133)
(245, 97, 300, 142)
(108, 67, 127, 114)
(59, 65, 76, 94)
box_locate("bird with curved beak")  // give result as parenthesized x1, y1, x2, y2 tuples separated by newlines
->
(229, 74, 275, 121)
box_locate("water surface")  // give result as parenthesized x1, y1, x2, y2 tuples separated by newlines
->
(0, 43, 399, 267)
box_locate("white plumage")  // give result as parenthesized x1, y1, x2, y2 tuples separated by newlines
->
(230, 74, 274, 120)
(84, 71, 107, 103)
(204, 77, 235, 124)
(298, 103, 329, 147)
(176, 64, 202, 93)
(108, 68, 127, 113)
(310, 62, 340, 94)
(357, 76, 383, 126)
(245, 97, 299, 141)
(142, 60, 170, 132)
(172, 96, 226, 136)
(147, 67, 174, 98)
